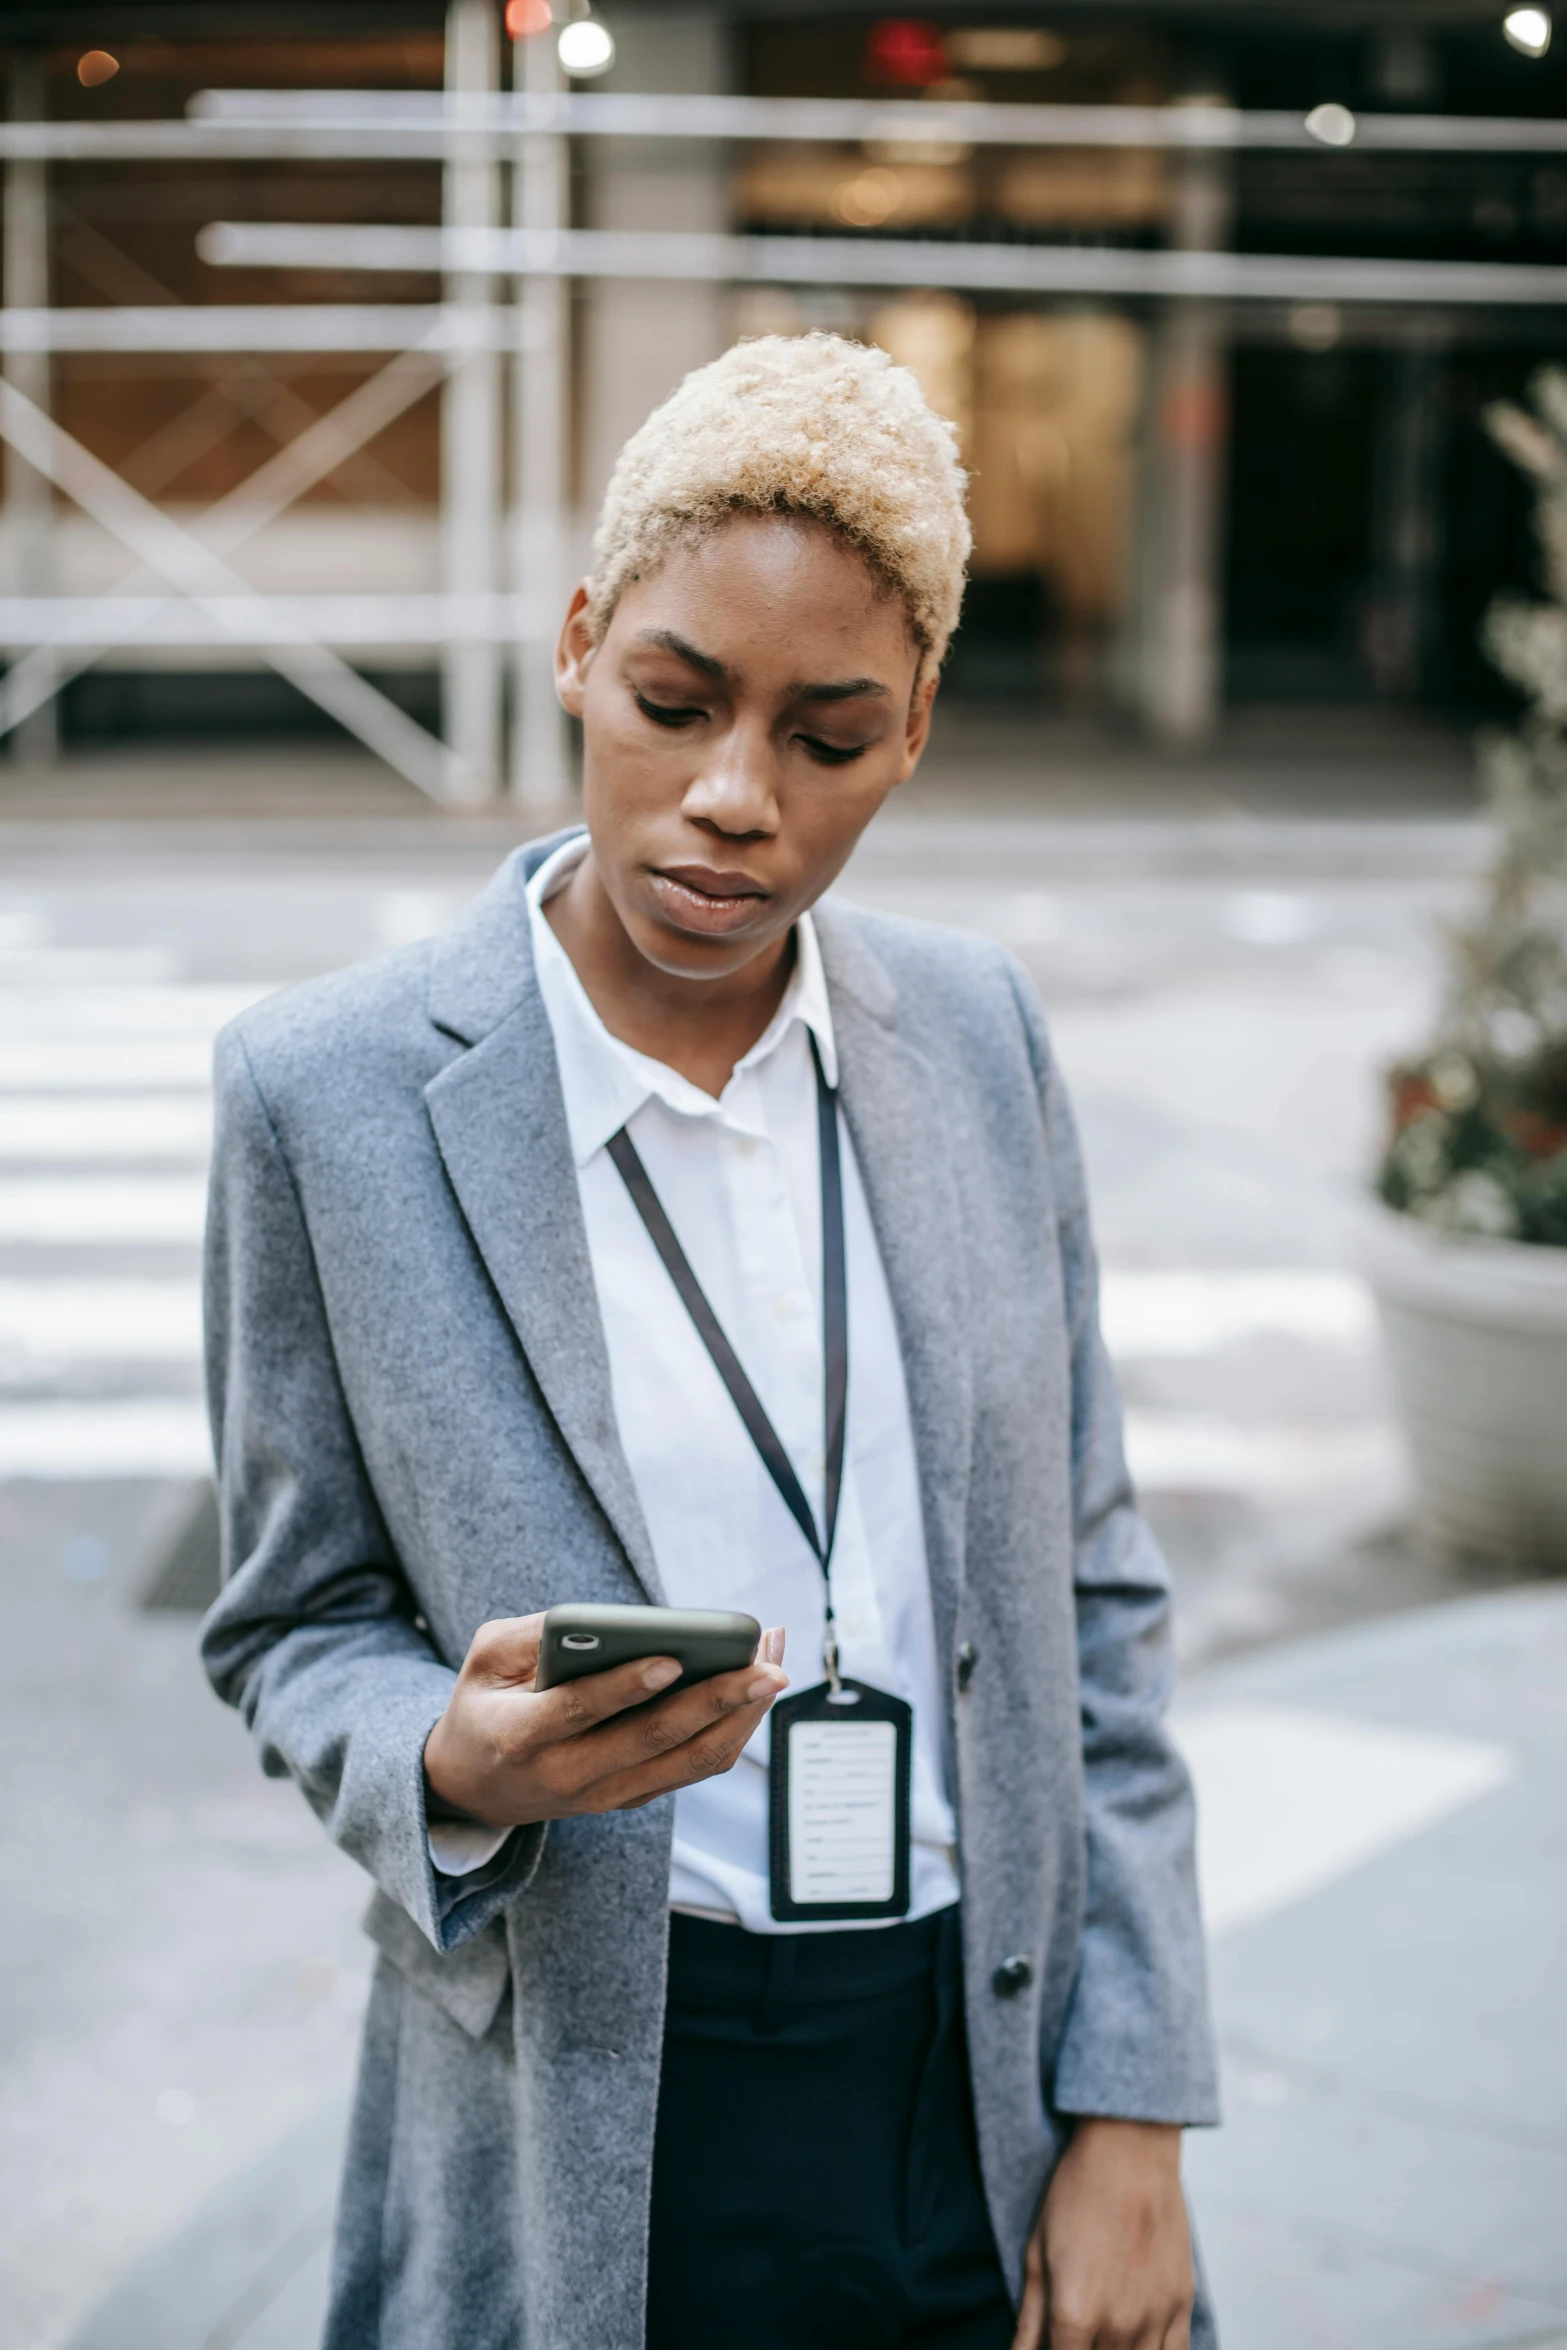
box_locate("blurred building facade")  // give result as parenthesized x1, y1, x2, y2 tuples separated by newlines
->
(1, 0, 1564, 782)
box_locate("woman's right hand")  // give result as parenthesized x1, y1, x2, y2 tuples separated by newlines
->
(422, 1613, 788, 1828)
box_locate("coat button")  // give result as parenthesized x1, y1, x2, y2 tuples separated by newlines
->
(992, 1954, 1034, 1998)
(956, 1641, 978, 1692)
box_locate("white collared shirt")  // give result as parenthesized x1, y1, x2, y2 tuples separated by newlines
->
(434, 836, 960, 1931)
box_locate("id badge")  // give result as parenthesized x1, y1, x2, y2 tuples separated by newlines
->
(768, 1679, 913, 1923)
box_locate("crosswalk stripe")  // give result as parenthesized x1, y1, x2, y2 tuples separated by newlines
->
(1100, 1270, 1374, 1354)
(0, 1098, 213, 1159)
(1124, 1412, 1403, 1499)
(1173, 1706, 1512, 1936)
(0, 1281, 201, 1358)
(0, 983, 275, 1034)
(0, 1178, 208, 1244)
(0, 1398, 211, 1479)
(0, 1040, 216, 1090)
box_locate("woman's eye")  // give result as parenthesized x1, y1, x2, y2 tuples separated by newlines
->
(798, 735, 869, 766)
(633, 690, 705, 729)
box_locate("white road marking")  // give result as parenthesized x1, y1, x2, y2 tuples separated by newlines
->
(0, 1040, 215, 1090)
(1101, 1269, 1375, 1357)
(0, 1282, 201, 1360)
(0, 983, 275, 1034)
(0, 945, 179, 984)
(1124, 1412, 1403, 1500)
(0, 1178, 207, 1244)
(0, 1098, 212, 1159)
(0, 1398, 211, 1479)
(1172, 1704, 1513, 1936)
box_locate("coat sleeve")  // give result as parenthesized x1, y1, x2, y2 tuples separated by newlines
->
(1007, 965, 1221, 2128)
(200, 1022, 546, 1954)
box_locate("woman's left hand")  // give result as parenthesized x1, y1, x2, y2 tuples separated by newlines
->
(1010, 2118, 1193, 2350)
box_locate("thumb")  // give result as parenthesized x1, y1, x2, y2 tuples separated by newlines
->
(1011, 2222, 1048, 2350)
(466, 1611, 546, 1690)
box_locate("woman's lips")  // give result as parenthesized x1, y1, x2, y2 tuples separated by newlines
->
(648, 866, 771, 936)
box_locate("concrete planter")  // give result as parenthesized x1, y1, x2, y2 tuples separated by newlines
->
(1359, 1200, 1567, 1564)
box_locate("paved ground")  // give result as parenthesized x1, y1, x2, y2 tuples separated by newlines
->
(1, 728, 1557, 2350)
(1179, 1588, 1567, 2348)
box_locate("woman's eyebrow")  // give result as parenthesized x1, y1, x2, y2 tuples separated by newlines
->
(631, 626, 729, 680)
(792, 677, 890, 704)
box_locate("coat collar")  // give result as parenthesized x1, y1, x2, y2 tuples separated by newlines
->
(426, 831, 580, 1048)
(424, 835, 665, 1603)
(422, 845, 973, 1645)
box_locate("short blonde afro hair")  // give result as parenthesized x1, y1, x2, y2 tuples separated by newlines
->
(588, 332, 970, 688)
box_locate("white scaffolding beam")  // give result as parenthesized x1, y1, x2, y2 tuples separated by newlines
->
(0, 91, 1557, 161)
(0, 378, 465, 800)
(198, 225, 1567, 312)
(4, 57, 54, 764)
(0, 342, 448, 749)
(184, 89, 1567, 160)
(0, 305, 512, 352)
(511, 28, 570, 808)
(441, 0, 503, 804)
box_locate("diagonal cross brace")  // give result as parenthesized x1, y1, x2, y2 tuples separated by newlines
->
(0, 370, 470, 802)
(0, 339, 449, 753)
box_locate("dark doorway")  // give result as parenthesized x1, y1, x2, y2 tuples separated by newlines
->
(1224, 343, 1382, 703)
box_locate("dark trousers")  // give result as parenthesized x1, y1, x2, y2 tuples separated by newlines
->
(647, 1907, 1015, 2350)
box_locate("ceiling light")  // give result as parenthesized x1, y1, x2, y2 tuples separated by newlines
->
(834, 168, 904, 228)
(1503, 8, 1552, 56)
(1288, 302, 1343, 353)
(945, 28, 1067, 72)
(557, 17, 614, 76)
(1305, 102, 1357, 146)
(76, 49, 119, 87)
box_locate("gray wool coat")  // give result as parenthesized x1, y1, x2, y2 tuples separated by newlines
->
(201, 833, 1220, 2350)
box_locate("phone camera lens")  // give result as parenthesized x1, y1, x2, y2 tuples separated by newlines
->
(561, 1632, 601, 1651)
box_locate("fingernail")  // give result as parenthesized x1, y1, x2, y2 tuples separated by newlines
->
(764, 1627, 785, 1665)
(643, 1659, 681, 1691)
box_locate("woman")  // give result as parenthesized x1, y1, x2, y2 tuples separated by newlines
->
(203, 333, 1218, 2350)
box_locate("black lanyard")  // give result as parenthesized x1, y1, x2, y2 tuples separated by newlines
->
(605, 1033, 850, 1688)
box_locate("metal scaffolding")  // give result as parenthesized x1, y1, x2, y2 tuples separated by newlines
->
(5, 39, 1567, 799)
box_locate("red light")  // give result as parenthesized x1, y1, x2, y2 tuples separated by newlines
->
(506, 0, 553, 37)
(866, 19, 949, 86)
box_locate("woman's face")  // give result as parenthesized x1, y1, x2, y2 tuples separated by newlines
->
(555, 511, 935, 983)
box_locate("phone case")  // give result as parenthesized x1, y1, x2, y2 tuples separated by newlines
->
(536, 1602, 761, 1693)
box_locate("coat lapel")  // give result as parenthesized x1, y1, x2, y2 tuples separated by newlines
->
(816, 904, 974, 1668)
(423, 845, 664, 1603)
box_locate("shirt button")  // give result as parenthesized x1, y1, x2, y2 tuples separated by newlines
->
(733, 1135, 760, 1158)
(992, 1955, 1034, 1999)
(956, 1642, 978, 1692)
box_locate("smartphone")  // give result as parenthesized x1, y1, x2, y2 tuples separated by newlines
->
(535, 1603, 761, 1695)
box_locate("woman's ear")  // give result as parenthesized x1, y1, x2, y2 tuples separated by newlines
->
(897, 670, 939, 784)
(554, 582, 597, 716)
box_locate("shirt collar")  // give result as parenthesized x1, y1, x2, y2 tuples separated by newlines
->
(526, 833, 839, 1170)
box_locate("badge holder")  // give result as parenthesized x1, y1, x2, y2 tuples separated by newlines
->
(609, 1033, 914, 1930)
(768, 1676, 912, 1923)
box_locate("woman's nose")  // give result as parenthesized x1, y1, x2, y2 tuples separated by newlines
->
(682, 722, 779, 834)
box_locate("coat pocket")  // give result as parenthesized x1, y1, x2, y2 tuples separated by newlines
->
(362, 1888, 512, 2040)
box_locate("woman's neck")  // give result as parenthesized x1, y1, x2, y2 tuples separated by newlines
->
(544, 851, 795, 1100)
